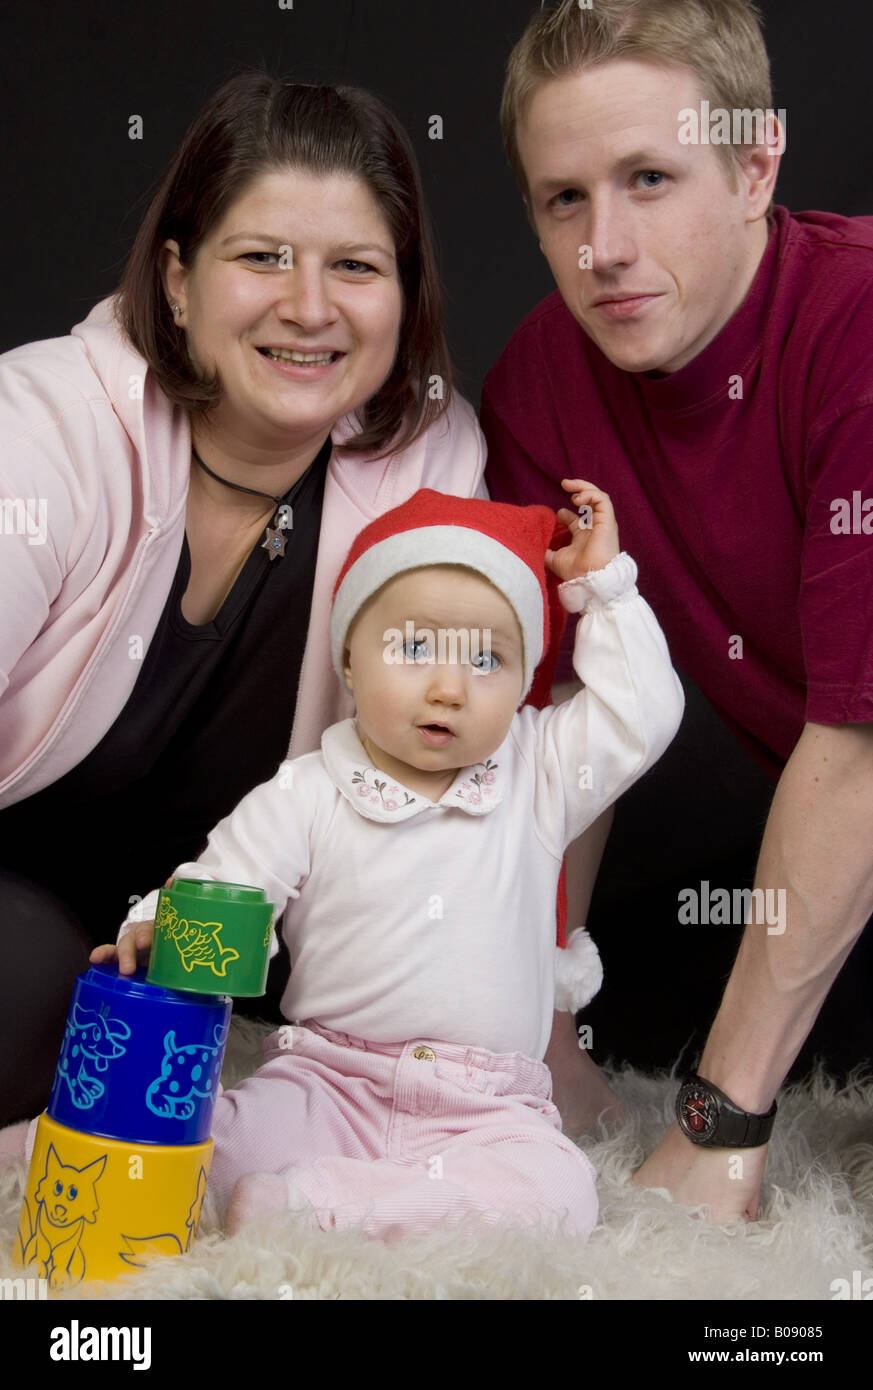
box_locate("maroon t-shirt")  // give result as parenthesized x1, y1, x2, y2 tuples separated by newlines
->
(482, 205, 873, 780)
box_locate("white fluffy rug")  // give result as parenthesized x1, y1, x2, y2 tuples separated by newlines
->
(2, 1017, 871, 1301)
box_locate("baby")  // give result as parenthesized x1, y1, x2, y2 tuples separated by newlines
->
(93, 482, 684, 1242)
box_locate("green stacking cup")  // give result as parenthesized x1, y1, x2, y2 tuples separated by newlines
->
(147, 879, 275, 997)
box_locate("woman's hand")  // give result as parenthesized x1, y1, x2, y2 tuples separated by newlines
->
(90, 921, 155, 977)
(546, 478, 621, 580)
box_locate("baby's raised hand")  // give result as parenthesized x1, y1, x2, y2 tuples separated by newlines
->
(546, 479, 621, 580)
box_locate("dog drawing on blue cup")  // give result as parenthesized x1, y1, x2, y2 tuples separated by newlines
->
(55, 1004, 131, 1109)
(145, 1026, 228, 1121)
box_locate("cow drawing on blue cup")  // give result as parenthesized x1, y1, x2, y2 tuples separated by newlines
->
(145, 1025, 228, 1121)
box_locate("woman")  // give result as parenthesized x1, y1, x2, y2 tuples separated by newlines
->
(0, 72, 486, 1125)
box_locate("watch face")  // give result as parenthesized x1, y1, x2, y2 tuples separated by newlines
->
(678, 1083, 718, 1142)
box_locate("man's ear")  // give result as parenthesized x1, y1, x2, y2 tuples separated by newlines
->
(738, 118, 782, 221)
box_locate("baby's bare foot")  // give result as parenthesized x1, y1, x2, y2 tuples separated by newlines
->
(553, 1072, 628, 1140)
(227, 1173, 291, 1234)
(227, 1172, 314, 1234)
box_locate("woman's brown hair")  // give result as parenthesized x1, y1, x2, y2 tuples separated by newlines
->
(116, 71, 452, 456)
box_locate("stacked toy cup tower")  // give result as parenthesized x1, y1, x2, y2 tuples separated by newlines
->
(15, 879, 274, 1290)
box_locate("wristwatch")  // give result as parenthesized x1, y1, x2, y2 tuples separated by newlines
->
(676, 1072, 777, 1147)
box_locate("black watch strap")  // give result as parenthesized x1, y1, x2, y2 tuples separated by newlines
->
(676, 1072, 777, 1147)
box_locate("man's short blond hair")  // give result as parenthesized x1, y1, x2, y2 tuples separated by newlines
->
(502, 0, 775, 193)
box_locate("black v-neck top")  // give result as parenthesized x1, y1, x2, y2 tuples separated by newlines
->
(0, 435, 331, 943)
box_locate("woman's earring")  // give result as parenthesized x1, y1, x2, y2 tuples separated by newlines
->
(171, 302, 183, 320)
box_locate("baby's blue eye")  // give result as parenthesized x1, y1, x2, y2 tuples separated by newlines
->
(471, 651, 500, 673)
(68, 1185, 78, 1200)
(54, 1180, 63, 1196)
(402, 638, 431, 662)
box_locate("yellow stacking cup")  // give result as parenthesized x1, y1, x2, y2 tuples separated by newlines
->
(14, 1114, 212, 1289)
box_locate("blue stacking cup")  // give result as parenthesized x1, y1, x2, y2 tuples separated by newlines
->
(47, 964, 231, 1145)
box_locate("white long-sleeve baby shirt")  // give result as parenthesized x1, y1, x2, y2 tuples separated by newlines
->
(124, 553, 684, 1061)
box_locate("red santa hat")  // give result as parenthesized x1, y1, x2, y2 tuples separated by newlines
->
(330, 489, 569, 704)
(329, 488, 603, 1013)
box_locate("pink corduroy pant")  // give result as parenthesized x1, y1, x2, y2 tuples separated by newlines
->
(208, 1021, 599, 1242)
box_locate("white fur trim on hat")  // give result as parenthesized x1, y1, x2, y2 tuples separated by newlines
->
(331, 526, 545, 697)
(554, 926, 604, 1014)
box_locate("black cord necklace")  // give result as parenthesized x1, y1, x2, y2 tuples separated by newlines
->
(191, 447, 292, 560)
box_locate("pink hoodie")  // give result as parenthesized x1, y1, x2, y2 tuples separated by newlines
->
(0, 296, 487, 809)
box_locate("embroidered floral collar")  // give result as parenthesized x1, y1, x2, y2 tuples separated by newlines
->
(321, 719, 506, 823)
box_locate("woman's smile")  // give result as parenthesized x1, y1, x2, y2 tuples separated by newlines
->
(255, 344, 346, 382)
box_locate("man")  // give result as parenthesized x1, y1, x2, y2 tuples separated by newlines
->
(483, 0, 873, 1221)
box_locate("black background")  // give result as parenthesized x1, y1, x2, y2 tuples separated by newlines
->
(5, 0, 873, 395)
(4, 1, 872, 1076)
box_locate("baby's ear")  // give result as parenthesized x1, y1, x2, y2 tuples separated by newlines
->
(343, 648, 354, 692)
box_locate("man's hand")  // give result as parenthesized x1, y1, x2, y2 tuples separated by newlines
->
(633, 721, 873, 1223)
(632, 1122, 768, 1222)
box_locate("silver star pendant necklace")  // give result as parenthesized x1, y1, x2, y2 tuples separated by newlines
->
(192, 448, 292, 560)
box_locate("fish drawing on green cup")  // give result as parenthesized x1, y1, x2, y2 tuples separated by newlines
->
(156, 898, 241, 978)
